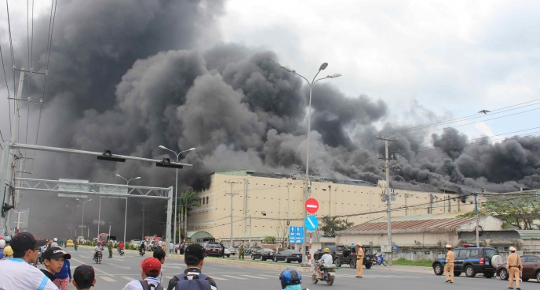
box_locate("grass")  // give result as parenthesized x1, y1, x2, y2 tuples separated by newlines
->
(392, 258, 433, 267)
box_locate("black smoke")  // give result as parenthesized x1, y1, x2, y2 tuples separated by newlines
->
(3, 0, 540, 239)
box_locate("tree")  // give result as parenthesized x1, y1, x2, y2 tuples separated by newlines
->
(320, 216, 354, 237)
(480, 194, 540, 230)
(264, 236, 276, 244)
(178, 189, 200, 241)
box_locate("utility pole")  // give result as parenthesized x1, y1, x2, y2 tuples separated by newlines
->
(378, 136, 396, 266)
(225, 180, 239, 247)
(244, 179, 249, 233)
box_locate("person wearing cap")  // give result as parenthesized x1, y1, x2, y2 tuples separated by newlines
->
(507, 246, 522, 290)
(153, 248, 167, 284)
(54, 249, 73, 290)
(122, 257, 163, 290)
(107, 240, 113, 258)
(41, 247, 72, 284)
(0, 232, 59, 289)
(166, 243, 218, 290)
(2, 245, 13, 259)
(356, 242, 365, 278)
(72, 264, 97, 290)
(444, 244, 455, 283)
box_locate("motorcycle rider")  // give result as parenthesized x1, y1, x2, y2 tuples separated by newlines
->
(139, 241, 146, 255)
(94, 242, 103, 261)
(317, 248, 333, 280)
(279, 268, 302, 290)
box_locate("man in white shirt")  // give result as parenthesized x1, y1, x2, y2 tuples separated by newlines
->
(94, 242, 103, 261)
(122, 257, 162, 290)
(50, 238, 58, 247)
(317, 248, 333, 279)
(0, 232, 59, 290)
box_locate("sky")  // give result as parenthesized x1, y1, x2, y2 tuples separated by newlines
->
(1, 0, 540, 238)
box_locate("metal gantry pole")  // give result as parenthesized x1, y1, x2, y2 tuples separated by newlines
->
(385, 139, 393, 266)
(97, 197, 101, 240)
(165, 186, 173, 253)
(174, 164, 178, 246)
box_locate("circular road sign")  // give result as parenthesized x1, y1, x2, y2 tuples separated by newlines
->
(305, 197, 319, 214)
(304, 215, 319, 231)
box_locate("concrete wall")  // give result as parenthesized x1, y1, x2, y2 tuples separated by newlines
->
(189, 173, 476, 242)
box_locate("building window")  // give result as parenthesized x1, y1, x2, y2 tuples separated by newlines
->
(206, 197, 209, 204)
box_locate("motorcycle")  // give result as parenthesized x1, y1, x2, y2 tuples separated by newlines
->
(312, 262, 337, 285)
(139, 248, 145, 256)
(117, 247, 125, 256)
(372, 253, 387, 266)
(94, 251, 102, 264)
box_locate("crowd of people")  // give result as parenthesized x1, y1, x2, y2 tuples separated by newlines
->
(0, 231, 312, 290)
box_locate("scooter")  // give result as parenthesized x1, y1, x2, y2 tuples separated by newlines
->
(311, 262, 337, 285)
(117, 247, 125, 256)
(139, 248, 145, 256)
(372, 253, 387, 266)
(94, 251, 102, 264)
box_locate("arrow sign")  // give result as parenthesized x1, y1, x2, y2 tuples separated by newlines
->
(304, 215, 319, 231)
(305, 197, 319, 214)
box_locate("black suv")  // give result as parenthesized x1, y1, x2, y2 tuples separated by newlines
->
(432, 247, 501, 278)
(313, 245, 337, 261)
(314, 245, 374, 269)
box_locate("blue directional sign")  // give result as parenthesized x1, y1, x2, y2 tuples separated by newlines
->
(288, 226, 304, 244)
(304, 215, 319, 232)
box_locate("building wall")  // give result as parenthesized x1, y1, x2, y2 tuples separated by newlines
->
(188, 172, 476, 243)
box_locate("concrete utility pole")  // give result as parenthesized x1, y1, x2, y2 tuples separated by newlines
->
(244, 179, 249, 233)
(378, 136, 396, 266)
(225, 180, 239, 247)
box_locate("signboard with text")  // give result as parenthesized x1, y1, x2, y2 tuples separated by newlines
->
(288, 226, 304, 244)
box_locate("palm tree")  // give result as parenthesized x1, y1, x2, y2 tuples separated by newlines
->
(178, 189, 200, 241)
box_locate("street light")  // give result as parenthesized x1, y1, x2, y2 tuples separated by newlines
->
(66, 205, 79, 237)
(159, 145, 196, 245)
(115, 174, 141, 243)
(280, 62, 341, 265)
(76, 199, 92, 238)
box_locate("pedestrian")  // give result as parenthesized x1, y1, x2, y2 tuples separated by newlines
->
(74, 239, 78, 251)
(0, 232, 57, 289)
(108, 241, 113, 258)
(153, 248, 167, 284)
(166, 243, 218, 290)
(444, 244, 455, 283)
(51, 238, 58, 247)
(169, 241, 174, 253)
(122, 257, 163, 290)
(41, 247, 71, 286)
(219, 242, 224, 258)
(507, 246, 522, 290)
(54, 251, 73, 290)
(72, 264, 97, 290)
(356, 243, 364, 278)
(158, 239, 163, 250)
(239, 244, 245, 260)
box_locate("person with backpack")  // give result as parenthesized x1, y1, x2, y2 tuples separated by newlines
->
(122, 257, 163, 290)
(166, 244, 217, 290)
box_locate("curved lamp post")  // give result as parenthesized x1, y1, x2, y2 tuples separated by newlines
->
(280, 62, 341, 265)
(158, 146, 196, 246)
(115, 174, 141, 243)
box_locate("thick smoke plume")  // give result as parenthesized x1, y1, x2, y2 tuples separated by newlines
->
(3, 0, 540, 238)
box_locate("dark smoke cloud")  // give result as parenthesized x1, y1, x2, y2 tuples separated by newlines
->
(5, 0, 540, 239)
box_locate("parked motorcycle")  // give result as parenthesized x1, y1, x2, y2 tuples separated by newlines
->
(372, 253, 387, 266)
(312, 262, 337, 285)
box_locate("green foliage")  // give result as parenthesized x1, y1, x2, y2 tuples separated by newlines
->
(393, 258, 432, 267)
(456, 211, 476, 218)
(320, 216, 354, 237)
(481, 194, 540, 230)
(263, 236, 276, 244)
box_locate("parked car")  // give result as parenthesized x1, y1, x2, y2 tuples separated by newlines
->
(274, 249, 302, 263)
(314, 245, 337, 261)
(432, 246, 501, 278)
(228, 247, 237, 255)
(130, 239, 142, 248)
(65, 239, 74, 247)
(205, 243, 223, 257)
(147, 241, 160, 251)
(251, 248, 275, 261)
(497, 254, 540, 281)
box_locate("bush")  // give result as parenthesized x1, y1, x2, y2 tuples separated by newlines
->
(393, 258, 432, 267)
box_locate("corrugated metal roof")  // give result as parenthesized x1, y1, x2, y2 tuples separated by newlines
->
(338, 213, 477, 235)
(517, 230, 540, 239)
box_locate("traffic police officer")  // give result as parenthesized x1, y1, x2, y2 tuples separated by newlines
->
(107, 241, 113, 258)
(239, 245, 245, 260)
(444, 244, 455, 283)
(356, 243, 364, 278)
(507, 246, 522, 290)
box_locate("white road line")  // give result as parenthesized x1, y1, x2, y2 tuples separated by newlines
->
(108, 263, 131, 270)
(123, 276, 135, 281)
(240, 275, 268, 279)
(258, 274, 279, 278)
(101, 276, 116, 282)
(210, 276, 229, 280)
(221, 275, 247, 280)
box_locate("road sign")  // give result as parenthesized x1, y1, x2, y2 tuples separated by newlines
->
(288, 226, 304, 244)
(393, 245, 398, 251)
(304, 215, 319, 231)
(305, 198, 319, 214)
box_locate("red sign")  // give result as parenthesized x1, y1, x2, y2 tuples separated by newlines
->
(305, 198, 319, 214)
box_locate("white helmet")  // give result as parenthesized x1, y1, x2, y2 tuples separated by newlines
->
(0, 240, 5, 248)
(53, 238, 58, 242)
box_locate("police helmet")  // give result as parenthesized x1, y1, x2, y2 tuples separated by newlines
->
(279, 268, 302, 289)
(324, 248, 330, 253)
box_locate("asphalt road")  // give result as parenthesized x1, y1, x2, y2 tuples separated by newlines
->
(53, 247, 536, 290)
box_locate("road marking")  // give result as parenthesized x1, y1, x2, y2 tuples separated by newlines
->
(101, 276, 116, 282)
(108, 263, 131, 270)
(240, 275, 268, 279)
(221, 275, 247, 280)
(211, 276, 229, 280)
(258, 274, 279, 278)
(123, 276, 135, 281)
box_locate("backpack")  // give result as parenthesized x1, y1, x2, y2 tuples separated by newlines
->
(139, 280, 164, 290)
(175, 273, 212, 290)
